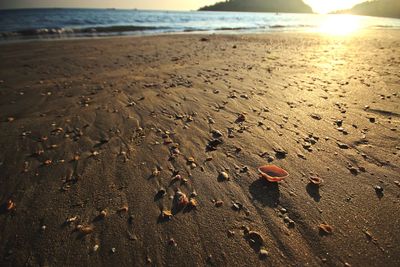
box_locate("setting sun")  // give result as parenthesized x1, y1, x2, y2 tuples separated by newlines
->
(318, 14, 361, 35)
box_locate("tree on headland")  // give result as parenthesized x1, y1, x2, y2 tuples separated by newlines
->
(333, 0, 400, 19)
(199, 0, 313, 13)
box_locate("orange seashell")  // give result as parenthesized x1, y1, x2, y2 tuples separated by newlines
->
(258, 165, 289, 182)
(318, 223, 333, 235)
(6, 199, 15, 211)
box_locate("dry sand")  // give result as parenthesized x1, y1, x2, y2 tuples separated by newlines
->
(0, 30, 399, 266)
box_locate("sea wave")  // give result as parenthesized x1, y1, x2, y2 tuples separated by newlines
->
(0, 25, 168, 38)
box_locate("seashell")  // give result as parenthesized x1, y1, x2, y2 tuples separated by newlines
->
(152, 168, 160, 177)
(175, 192, 189, 208)
(77, 224, 94, 235)
(318, 223, 333, 235)
(7, 117, 15, 122)
(66, 216, 78, 223)
(160, 210, 173, 220)
(99, 210, 107, 218)
(309, 176, 323, 186)
(188, 199, 198, 208)
(73, 155, 80, 161)
(258, 165, 289, 182)
(187, 157, 195, 163)
(43, 159, 52, 166)
(6, 199, 15, 211)
(118, 205, 129, 212)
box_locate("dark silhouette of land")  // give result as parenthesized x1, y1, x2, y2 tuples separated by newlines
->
(199, 0, 312, 13)
(333, 0, 400, 19)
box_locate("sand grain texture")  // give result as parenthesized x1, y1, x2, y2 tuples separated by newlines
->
(0, 31, 399, 266)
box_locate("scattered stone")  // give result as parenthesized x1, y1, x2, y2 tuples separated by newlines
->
(156, 188, 167, 198)
(247, 231, 264, 246)
(274, 148, 287, 159)
(236, 114, 246, 123)
(337, 142, 349, 149)
(374, 185, 384, 197)
(168, 238, 177, 247)
(348, 166, 359, 175)
(311, 113, 322, 120)
(207, 138, 223, 150)
(211, 129, 223, 138)
(218, 171, 229, 181)
(259, 249, 269, 259)
(215, 200, 224, 207)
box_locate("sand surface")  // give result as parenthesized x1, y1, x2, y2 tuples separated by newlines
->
(0, 31, 399, 266)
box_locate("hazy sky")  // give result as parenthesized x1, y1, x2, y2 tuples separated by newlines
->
(0, 0, 368, 13)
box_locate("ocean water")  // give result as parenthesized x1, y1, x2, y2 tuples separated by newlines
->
(1, 8, 400, 41)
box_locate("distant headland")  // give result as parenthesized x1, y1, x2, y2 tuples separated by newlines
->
(199, 0, 313, 13)
(333, 0, 400, 19)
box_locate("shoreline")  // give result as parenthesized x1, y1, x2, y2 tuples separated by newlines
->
(1, 27, 400, 45)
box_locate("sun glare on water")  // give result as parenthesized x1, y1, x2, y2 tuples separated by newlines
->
(319, 15, 361, 36)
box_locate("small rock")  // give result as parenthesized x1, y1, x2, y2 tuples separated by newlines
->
(259, 249, 269, 259)
(236, 114, 246, 123)
(215, 200, 224, 207)
(337, 142, 349, 149)
(219, 171, 229, 181)
(311, 113, 322, 120)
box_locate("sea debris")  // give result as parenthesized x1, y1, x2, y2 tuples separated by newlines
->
(214, 200, 224, 207)
(259, 249, 269, 259)
(98, 209, 107, 219)
(66, 216, 78, 224)
(188, 198, 198, 209)
(160, 210, 173, 220)
(76, 224, 94, 235)
(318, 223, 333, 235)
(6, 199, 15, 211)
(258, 165, 289, 182)
(175, 191, 189, 208)
(43, 159, 52, 166)
(309, 176, 323, 186)
(118, 205, 129, 213)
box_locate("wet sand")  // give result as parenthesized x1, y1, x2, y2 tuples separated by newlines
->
(0, 30, 399, 266)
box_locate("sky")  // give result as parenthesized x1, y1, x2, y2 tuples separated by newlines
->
(0, 0, 369, 14)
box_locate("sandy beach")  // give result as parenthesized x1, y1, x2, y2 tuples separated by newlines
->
(0, 30, 399, 266)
